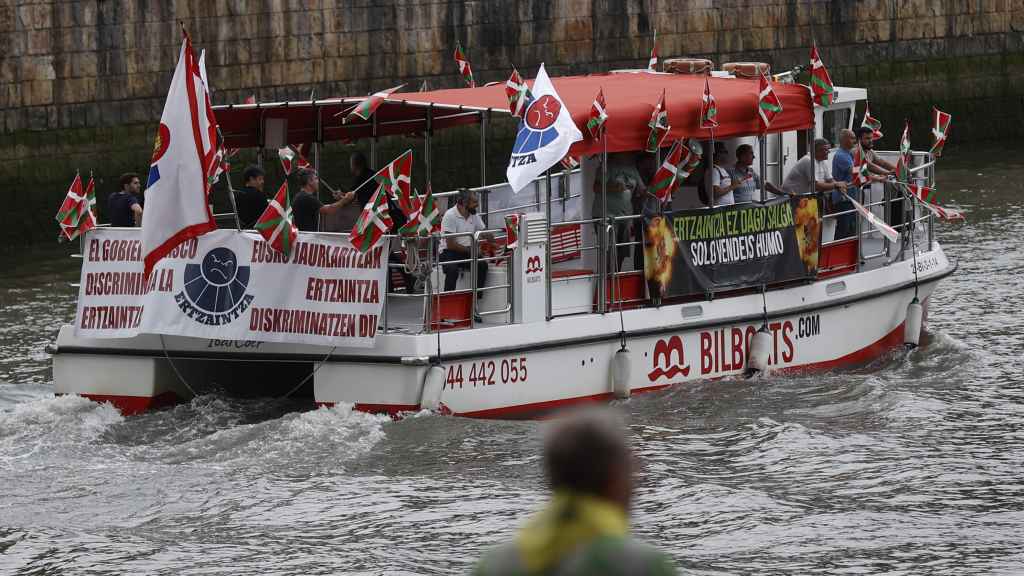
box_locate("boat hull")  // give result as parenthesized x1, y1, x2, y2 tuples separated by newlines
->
(52, 243, 954, 418)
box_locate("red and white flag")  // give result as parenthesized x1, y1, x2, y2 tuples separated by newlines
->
(350, 184, 393, 253)
(254, 182, 298, 257)
(341, 85, 403, 124)
(648, 30, 658, 71)
(454, 41, 475, 88)
(699, 77, 718, 129)
(930, 107, 951, 157)
(278, 145, 311, 176)
(844, 191, 900, 243)
(505, 67, 532, 118)
(504, 213, 519, 250)
(373, 149, 414, 215)
(648, 139, 685, 203)
(850, 145, 872, 188)
(560, 155, 579, 170)
(399, 184, 441, 237)
(757, 72, 783, 132)
(861, 102, 883, 141)
(55, 173, 97, 241)
(809, 43, 835, 107)
(587, 88, 608, 140)
(140, 30, 219, 279)
(905, 183, 965, 222)
(645, 88, 671, 152)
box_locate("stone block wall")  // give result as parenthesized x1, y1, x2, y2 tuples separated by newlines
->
(1, 0, 1021, 246)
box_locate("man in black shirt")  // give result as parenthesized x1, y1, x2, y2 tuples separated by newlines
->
(107, 173, 143, 227)
(234, 165, 269, 229)
(291, 168, 355, 231)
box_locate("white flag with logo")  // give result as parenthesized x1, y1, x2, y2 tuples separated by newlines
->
(141, 32, 219, 279)
(506, 63, 583, 193)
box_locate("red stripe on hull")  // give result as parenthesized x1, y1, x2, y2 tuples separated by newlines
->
(430, 321, 913, 420)
(73, 391, 180, 416)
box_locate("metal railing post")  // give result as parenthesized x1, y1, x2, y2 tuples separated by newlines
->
(425, 235, 434, 333)
(470, 234, 478, 327)
(597, 140, 608, 314)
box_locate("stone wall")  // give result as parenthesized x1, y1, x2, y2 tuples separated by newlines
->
(1, 0, 1022, 247)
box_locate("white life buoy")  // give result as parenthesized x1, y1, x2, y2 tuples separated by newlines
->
(904, 297, 923, 348)
(746, 325, 772, 377)
(611, 348, 632, 399)
(419, 365, 446, 412)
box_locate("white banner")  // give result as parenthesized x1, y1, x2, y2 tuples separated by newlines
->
(75, 229, 387, 347)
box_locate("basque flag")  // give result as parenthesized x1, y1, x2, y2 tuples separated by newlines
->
(141, 30, 219, 280)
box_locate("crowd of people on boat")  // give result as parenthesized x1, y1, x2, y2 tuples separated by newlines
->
(101, 128, 899, 291)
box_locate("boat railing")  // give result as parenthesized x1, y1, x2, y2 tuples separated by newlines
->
(381, 227, 513, 333)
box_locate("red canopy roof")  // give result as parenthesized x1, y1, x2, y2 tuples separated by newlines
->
(214, 71, 813, 156)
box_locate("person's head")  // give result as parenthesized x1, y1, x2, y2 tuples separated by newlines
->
(813, 138, 831, 161)
(349, 151, 369, 175)
(544, 407, 635, 511)
(456, 188, 479, 215)
(839, 129, 856, 150)
(735, 144, 754, 166)
(713, 142, 729, 164)
(297, 168, 319, 192)
(855, 126, 874, 150)
(242, 165, 265, 192)
(120, 172, 140, 194)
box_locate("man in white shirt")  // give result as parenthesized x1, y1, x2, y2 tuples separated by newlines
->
(710, 142, 737, 206)
(440, 189, 490, 292)
(782, 138, 847, 197)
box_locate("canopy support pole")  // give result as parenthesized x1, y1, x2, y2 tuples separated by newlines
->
(223, 169, 242, 231)
(597, 135, 608, 314)
(480, 110, 488, 226)
(545, 168, 553, 321)
(708, 131, 716, 208)
(425, 105, 433, 188)
(759, 134, 768, 203)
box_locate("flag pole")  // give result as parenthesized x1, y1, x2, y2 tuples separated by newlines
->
(598, 130, 608, 314)
(216, 127, 243, 230)
(545, 168, 553, 321)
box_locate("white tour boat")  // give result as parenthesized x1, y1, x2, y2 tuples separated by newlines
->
(51, 60, 955, 418)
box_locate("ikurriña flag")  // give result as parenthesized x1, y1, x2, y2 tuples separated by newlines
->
(809, 43, 836, 107)
(140, 29, 219, 280)
(896, 121, 912, 182)
(587, 88, 608, 140)
(255, 182, 298, 257)
(757, 72, 783, 132)
(930, 107, 951, 157)
(341, 85, 403, 124)
(55, 172, 97, 241)
(904, 183, 964, 222)
(399, 184, 441, 237)
(278, 145, 311, 176)
(373, 150, 414, 215)
(850, 145, 872, 188)
(646, 88, 671, 152)
(350, 184, 393, 253)
(698, 77, 718, 130)
(504, 213, 519, 250)
(648, 140, 685, 203)
(861, 102, 883, 141)
(454, 41, 475, 88)
(505, 67, 532, 118)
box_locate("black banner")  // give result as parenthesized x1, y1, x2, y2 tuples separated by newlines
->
(644, 197, 821, 297)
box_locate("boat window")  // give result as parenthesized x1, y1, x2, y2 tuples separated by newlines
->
(822, 108, 851, 145)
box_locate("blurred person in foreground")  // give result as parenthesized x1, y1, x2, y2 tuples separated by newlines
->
(472, 407, 677, 576)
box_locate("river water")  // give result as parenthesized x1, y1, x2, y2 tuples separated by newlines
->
(2, 148, 1022, 575)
